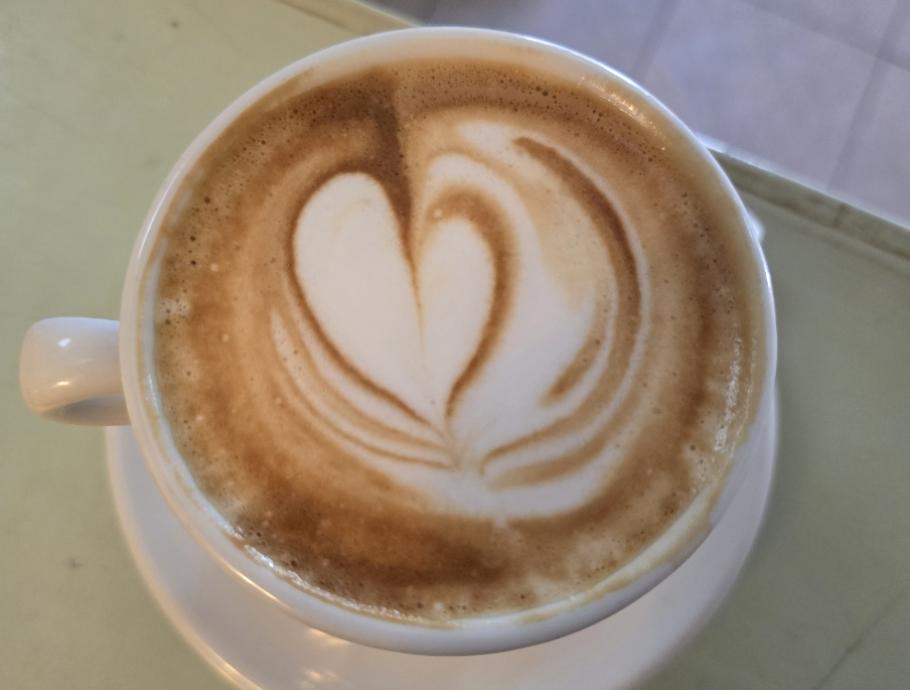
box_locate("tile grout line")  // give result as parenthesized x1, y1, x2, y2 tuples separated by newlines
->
(880, 0, 910, 69)
(879, 52, 910, 69)
(630, 0, 682, 80)
(425, 0, 441, 24)
(827, 0, 908, 188)
(827, 61, 887, 188)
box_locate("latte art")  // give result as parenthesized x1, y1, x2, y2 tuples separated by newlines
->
(284, 125, 645, 519)
(152, 59, 764, 618)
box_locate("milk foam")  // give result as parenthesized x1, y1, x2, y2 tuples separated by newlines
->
(151, 58, 764, 619)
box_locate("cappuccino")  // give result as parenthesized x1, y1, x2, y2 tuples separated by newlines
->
(151, 57, 764, 619)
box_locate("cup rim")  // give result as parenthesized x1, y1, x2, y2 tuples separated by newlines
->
(118, 26, 778, 655)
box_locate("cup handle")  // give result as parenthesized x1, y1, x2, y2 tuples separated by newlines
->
(20, 317, 129, 426)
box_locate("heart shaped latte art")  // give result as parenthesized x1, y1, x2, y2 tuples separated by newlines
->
(269, 120, 646, 518)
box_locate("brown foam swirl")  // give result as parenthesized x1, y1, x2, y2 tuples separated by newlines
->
(151, 59, 764, 618)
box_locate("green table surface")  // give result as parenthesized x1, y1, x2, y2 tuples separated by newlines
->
(2, 1, 909, 688)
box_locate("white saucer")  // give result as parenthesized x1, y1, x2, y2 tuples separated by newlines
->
(104, 404, 776, 690)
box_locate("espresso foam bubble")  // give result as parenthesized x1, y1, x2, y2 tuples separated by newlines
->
(150, 59, 764, 619)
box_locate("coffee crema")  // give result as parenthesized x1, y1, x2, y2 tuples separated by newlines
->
(151, 58, 764, 619)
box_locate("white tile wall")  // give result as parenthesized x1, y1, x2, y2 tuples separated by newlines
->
(745, 0, 898, 52)
(433, 0, 667, 75)
(641, 0, 874, 181)
(832, 64, 910, 222)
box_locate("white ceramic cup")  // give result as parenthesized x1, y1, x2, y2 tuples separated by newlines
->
(20, 27, 777, 656)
